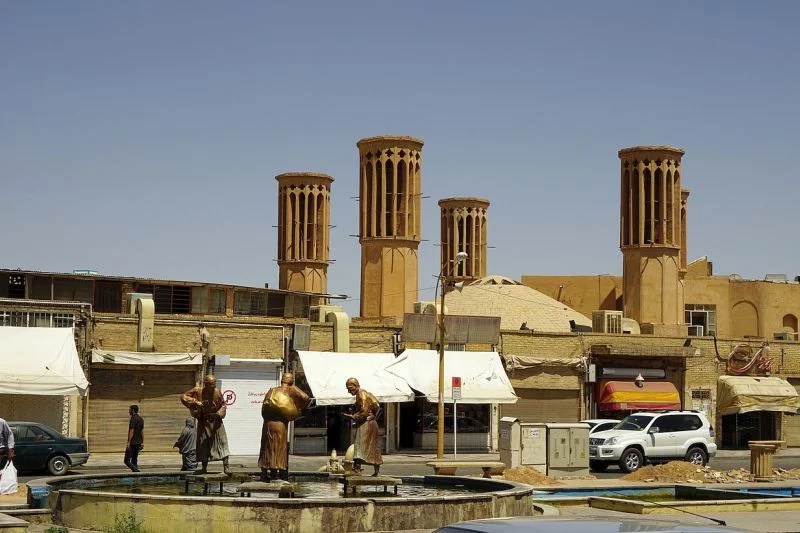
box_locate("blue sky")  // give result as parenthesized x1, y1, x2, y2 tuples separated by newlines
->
(2, 2, 799, 316)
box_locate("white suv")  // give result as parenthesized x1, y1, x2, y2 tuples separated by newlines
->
(588, 411, 716, 473)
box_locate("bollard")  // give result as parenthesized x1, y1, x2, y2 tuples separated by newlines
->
(748, 440, 784, 482)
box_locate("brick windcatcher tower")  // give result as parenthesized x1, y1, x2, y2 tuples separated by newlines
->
(439, 197, 490, 286)
(619, 146, 687, 335)
(357, 135, 423, 321)
(276, 172, 333, 294)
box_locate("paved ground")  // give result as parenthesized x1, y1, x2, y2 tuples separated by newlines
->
(16, 450, 800, 532)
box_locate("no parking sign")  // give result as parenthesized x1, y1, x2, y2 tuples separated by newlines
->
(452, 376, 462, 400)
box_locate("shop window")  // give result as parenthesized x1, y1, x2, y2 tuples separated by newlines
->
(267, 293, 286, 317)
(210, 288, 226, 313)
(233, 290, 268, 316)
(94, 281, 122, 313)
(53, 277, 92, 303)
(415, 398, 490, 434)
(685, 304, 716, 336)
(282, 294, 309, 319)
(8, 275, 26, 298)
(31, 276, 52, 300)
(191, 287, 208, 313)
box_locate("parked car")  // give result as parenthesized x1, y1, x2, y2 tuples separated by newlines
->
(581, 419, 620, 434)
(433, 516, 747, 532)
(10, 421, 89, 476)
(588, 410, 716, 473)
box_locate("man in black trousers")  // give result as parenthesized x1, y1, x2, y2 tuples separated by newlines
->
(124, 405, 144, 472)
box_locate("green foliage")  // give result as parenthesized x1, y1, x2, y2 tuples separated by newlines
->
(44, 527, 69, 533)
(102, 508, 147, 533)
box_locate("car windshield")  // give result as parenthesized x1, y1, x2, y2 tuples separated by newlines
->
(615, 415, 654, 431)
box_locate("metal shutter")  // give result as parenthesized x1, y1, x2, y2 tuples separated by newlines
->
(88, 368, 196, 453)
(501, 388, 580, 423)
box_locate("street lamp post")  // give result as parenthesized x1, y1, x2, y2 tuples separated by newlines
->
(437, 251, 468, 459)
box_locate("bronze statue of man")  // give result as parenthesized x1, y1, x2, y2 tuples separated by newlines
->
(181, 374, 231, 475)
(344, 377, 383, 476)
(259, 372, 310, 481)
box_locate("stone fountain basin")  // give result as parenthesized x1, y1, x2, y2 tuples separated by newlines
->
(32, 471, 534, 533)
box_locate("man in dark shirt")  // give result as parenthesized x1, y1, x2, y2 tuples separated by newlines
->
(124, 405, 144, 472)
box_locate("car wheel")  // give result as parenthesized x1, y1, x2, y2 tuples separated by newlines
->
(589, 461, 608, 472)
(619, 448, 643, 473)
(47, 454, 70, 476)
(685, 446, 708, 466)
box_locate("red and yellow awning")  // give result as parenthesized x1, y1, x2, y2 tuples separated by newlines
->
(598, 380, 680, 411)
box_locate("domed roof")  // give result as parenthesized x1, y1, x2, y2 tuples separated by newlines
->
(444, 275, 591, 333)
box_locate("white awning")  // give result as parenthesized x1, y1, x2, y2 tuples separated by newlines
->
(91, 349, 203, 366)
(384, 349, 518, 404)
(296, 351, 415, 406)
(0, 327, 89, 396)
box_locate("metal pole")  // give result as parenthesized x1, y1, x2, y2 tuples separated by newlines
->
(437, 270, 446, 459)
(453, 399, 457, 458)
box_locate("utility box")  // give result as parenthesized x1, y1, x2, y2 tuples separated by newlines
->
(545, 423, 590, 478)
(499, 417, 547, 473)
(499, 417, 519, 468)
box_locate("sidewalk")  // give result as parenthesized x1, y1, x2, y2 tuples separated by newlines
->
(82, 451, 502, 473)
(83, 447, 800, 471)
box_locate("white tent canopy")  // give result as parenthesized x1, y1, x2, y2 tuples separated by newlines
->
(296, 351, 415, 406)
(0, 327, 89, 396)
(384, 349, 518, 404)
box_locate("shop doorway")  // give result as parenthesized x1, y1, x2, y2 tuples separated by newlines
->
(721, 411, 777, 449)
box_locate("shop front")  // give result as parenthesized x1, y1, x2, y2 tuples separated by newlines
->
(89, 349, 201, 452)
(385, 349, 517, 452)
(292, 351, 414, 455)
(0, 327, 88, 435)
(717, 375, 800, 449)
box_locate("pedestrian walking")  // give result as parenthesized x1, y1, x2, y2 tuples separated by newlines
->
(174, 417, 197, 471)
(124, 405, 144, 472)
(0, 417, 15, 469)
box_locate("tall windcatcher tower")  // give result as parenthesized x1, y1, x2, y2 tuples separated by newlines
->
(439, 197, 490, 285)
(357, 135, 423, 321)
(619, 146, 687, 336)
(276, 172, 333, 294)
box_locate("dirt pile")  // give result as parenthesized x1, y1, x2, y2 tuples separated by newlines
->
(503, 466, 564, 486)
(622, 462, 800, 484)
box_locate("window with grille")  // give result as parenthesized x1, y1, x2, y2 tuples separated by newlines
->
(137, 284, 191, 314)
(685, 304, 716, 336)
(0, 311, 74, 327)
(94, 281, 122, 313)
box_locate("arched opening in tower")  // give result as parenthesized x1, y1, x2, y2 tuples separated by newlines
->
(385, 159, 394, 237)
(632, 167, 640, 245)
(643, 167, 652, 244)
(397, 159, 406, 236)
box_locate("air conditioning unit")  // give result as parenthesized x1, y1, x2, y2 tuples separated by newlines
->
(592, 310, 623, 334)
(309, 305, 344, 323)
(774, 332, 791, 341)
(413, 301, 437, 315)
(688, 325, 704, 337)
